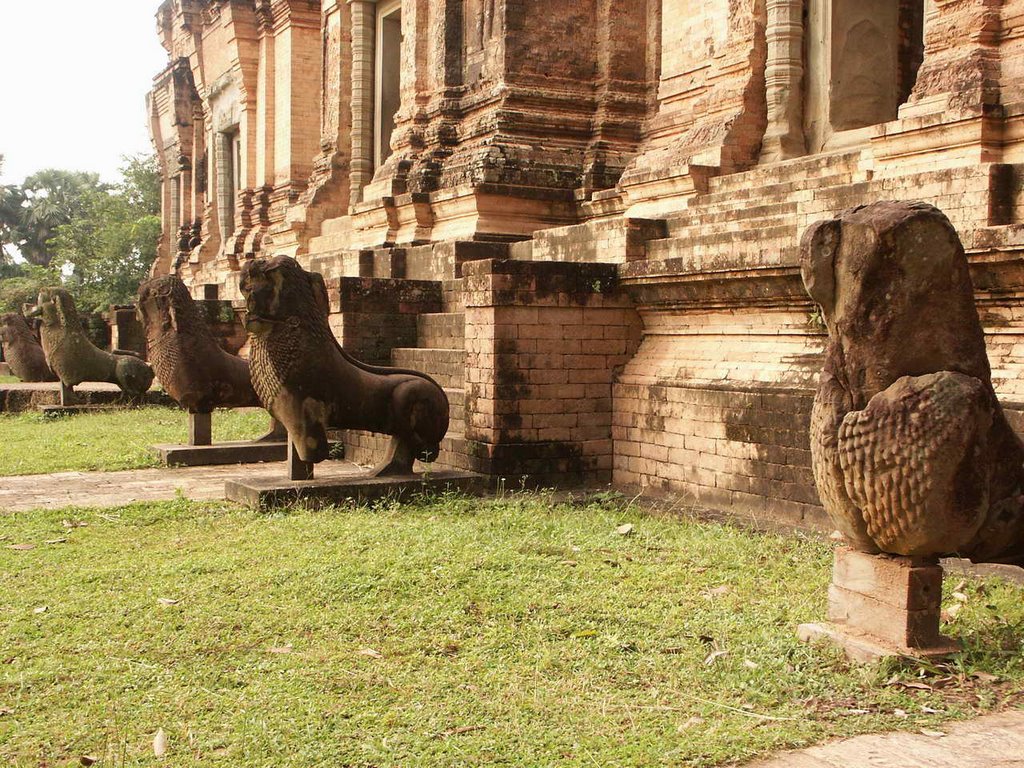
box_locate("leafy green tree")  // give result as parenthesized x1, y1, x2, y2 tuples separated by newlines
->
(0, 262, 60, 313)
(0, 167, 103, 268)
(50, 154, 161, 311)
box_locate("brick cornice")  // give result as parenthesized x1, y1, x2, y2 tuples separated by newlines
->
(257, 0, 321, 33)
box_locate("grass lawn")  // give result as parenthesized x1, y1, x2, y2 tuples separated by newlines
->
(1, 495, 1022, 766)
(0, 407, 272, 475)
(0, 376, 19, 385)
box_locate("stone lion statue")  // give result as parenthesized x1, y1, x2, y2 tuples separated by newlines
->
(240, 256, 449, 476)
(0, 312, 57, 382)
(802, 201, 1024, 565)
(138, 275, 262, 412)
(31, 288, 154, 397)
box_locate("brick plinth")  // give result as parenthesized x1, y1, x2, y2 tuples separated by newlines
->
(463, 259, 642, 486)
(799, 546, 959, 663)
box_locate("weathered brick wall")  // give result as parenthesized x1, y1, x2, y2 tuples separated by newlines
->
(462, 259, 642, 486)
(324, 276, 443, 366)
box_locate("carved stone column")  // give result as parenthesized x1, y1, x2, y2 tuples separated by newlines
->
(761, 0, 806, 162)
(349, 0, 376, 207)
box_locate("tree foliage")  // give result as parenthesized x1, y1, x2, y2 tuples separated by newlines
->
(0, 166, 102, 268)
(0, 154, 161, 313)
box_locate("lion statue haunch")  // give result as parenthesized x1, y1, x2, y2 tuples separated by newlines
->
(0, 313, 57, 382)
(239, 256, 449, 476)
(31, 288, 154, 396)
(802, 200, 1024, 565)
(138, 275, 262, 413)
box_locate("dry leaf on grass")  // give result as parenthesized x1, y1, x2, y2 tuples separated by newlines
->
(33, 606, 48, 614)
(8, 544, 35, 551)
(153, 728, 168, 757)
(971, 671, 1001, 684)
(357, 648, 383, 658)
(79, 756, 99, 766)
(0, 708, 12, 717)
(268, 644, 293, 655)
(702, 585, 732, 599)
(157, 598, 180, 606)
(704, 650, 729, 666)
(433, 725, 485, 739)
(616, 523, 634, 536)
(678, 716, 704, 731)
(44, 538, 68, 545)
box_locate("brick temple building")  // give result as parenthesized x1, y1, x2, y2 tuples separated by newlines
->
(149, 0, 1024, 528)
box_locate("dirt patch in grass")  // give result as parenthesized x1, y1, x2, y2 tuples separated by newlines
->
(0, 406, 272, 475)
(1, 494, 1022, 766)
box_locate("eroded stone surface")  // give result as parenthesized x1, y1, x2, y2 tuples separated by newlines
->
(33, 288, 154, 397)
(241, 256, 449, 475)
(138, 275, 262, 413)
(0, 313, 56, 382)
(802, 202, 1024, 565)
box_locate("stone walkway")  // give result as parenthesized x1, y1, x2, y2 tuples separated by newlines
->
(747, 709, 1024, 767)
(0, 460, 365, 512)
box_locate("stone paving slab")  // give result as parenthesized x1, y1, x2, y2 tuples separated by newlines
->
(0, 460, 367, 512)
(746, 709, 1024, 768)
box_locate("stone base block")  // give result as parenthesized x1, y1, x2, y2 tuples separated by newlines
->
(225, 469, 487, 509)
(149, 441, 290, 467)
(0, 362, 10, 376)
(800, 546, 959, 663)
(798, 622, 960, 665)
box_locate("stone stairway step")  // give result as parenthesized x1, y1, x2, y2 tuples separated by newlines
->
(443, 279, 466, 313)
(693, 170, 867, 208)
(646, 223, 796, 259)
(445, 387, 466, 434)
(391, 348, 466, 389)
(418, 312, 466, 350)
(664, 212, 798, 241)
(665, 201, 800, 230)
(704, 150, 863, 193)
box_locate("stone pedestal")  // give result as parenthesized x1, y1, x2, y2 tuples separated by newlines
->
(798, 546, 959, 663)
(225, 469, 486, 510)
(288, 440, 315, 481)
(149, 414, 303, 468)
(60, 382, 76, 407)
(189, 411, 212, 446)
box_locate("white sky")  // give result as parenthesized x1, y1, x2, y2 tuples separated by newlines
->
(0, 1, 169, 185)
